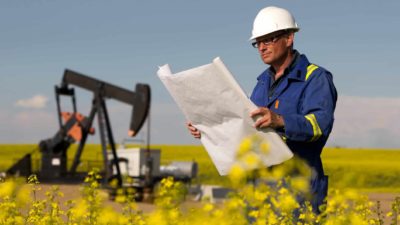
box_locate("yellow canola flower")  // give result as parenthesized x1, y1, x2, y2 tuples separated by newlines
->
(349, 213, 369, 225)
(203, 203, 214, 212)
(74, 199, 88, 219)
(161, 177, 174, 189)
(248, 210, 259, 219)
(259, 142, 270, 155)
(228, 163, 246, 186)
(254, 218, 267, 225)
(4, 216, 25, 225)
(90, 181, 100, 189)
(270, 166, 285, 179)
(115, 194, 127, 203)
(225, 197, 245, 210)
(212, 209, 223, 219)
(237, 135, 271, 157)
(289, 176, 310, 193)
(254, 190, 268, 202)
(98, 207, 119, 225)
(0, 180, 16, 198)
(168, 207, 181, 221)
(271, 189, 299, 213)
(16, 184, 32, 206)
(147, 210, 168, 225)
(265, 212, 278, 225)
(237, 136, 252, 156)
(278, 187, 289, 195)
(280, 194, 299, 212)
(14, 216, 25, 225)
(242, 152, 262, 169)
(108, 178, 119, 189)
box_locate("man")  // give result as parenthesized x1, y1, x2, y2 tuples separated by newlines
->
(188, 6, 337, 212)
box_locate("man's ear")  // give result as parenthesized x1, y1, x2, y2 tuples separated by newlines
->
(286, 33, 295, 47)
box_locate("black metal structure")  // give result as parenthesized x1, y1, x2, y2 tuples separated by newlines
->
(7, 153, 32, 177)
(39, 69, 150, 186)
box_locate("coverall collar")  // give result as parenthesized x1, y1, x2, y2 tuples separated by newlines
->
(267, 50, 300, 80)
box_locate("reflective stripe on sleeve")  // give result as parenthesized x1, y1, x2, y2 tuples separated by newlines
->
(305, 113, 322, 141)
(305, 64, 319, 81)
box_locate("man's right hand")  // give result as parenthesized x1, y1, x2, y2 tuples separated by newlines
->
(186, 122, 201, 139)
(250, 107, 285, 129)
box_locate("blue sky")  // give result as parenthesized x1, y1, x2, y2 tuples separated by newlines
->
(1, 0, 400, 148)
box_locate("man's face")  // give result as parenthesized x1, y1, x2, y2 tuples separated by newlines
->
(254, 31, 294, 65)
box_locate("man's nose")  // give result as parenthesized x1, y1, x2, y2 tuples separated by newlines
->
(258, 43, 269, 51)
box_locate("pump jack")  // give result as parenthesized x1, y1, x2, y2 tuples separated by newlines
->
(38, 69, 150, 188)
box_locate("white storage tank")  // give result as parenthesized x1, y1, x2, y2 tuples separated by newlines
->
(108, 148, 160, 177)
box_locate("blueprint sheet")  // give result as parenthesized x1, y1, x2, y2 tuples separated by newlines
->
(157, 57, 293, 175)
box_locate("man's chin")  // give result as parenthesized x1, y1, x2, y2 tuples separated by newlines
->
(261, 55, 272, 64)
(262, 58, 272, 64)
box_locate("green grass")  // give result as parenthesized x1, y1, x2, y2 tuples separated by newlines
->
(1, 144, 400, 191)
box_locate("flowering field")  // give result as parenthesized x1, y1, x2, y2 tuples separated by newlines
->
(322, 147, 400, 192)
(1, 144, 400, 191)
(1, 138, 400, 224)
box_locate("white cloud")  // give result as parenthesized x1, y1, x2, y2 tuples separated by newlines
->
(15, 95, 49, 109)
(1, 96, 400, 148)
(328, 95, 400, 148)
(149, 97, 400, 148)
(151, 97, 400, 148)
(0, 109, 57, 143)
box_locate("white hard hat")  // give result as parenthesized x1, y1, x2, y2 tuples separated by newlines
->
(249, 6, 299, 40)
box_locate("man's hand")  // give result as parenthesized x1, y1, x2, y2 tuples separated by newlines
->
(250, 107, 285, 129)
(186, 121, 201, 139)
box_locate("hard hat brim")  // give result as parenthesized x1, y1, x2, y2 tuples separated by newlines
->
(248, 28, 300, 41)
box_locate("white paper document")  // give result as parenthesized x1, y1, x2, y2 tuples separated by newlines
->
(157, 57, 293, 175)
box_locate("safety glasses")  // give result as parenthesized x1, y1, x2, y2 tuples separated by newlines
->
(251, 32, 288, 48)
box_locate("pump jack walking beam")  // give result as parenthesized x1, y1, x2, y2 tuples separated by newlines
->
(60, 69, 150, 135)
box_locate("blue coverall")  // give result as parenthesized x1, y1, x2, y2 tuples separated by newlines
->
(250, 51, 337, 211)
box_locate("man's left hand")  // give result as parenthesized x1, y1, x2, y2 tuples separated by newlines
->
(250, 107, 285, 129)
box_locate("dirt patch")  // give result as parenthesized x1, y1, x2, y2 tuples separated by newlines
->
(35, 184, 200, 213)
(366, 192, 399, 224)
(35, 184, 399, 223)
